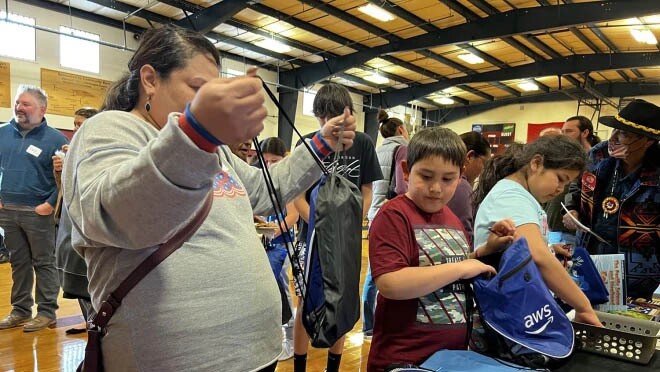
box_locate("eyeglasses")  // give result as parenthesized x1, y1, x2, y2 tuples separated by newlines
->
(610, 129, 643, 146)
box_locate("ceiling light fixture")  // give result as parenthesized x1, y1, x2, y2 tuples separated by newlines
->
(457, 53, 485, 64)
(364, 72, 389, 85)
(631, 27, 658, 45)
(254, 38, 291, 53)
(434, 97, 455, 105)
(518, 81, 539, 92)
(358, 4, 395, 22)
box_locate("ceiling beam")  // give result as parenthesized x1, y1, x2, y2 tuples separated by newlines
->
(86, 0, 172, 24)
(15, 0, 143, 34)
(371, 52, 660, 108)
(428, 82, 660, 123)
(247, 3, 445, 81)
(173, 0, 248, 34)
(281, 0, 660, 88)
(15, 0, 273, 71)
(490, 82, 522, 97)
(299, 0, 479, 79)
(456, 85, 495, 101)
(82, 0, 298, 70)
(466, 0, 498, 15)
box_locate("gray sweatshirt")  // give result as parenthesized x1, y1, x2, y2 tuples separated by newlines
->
(62, 111, 323, 371)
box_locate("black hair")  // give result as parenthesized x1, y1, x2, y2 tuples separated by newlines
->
(406, 127, 466, 171)
(473, 135, 586, 209)
(378, 109, 404, 138)
(75, 107, 99, 119)
(460, 131, 491, 157)
(566, 115, 601, 146)
(260, 137, 287, 157)
(313, 83, 354, 118)
(102, 25, 220, 112)
(472, 143, 525, 211)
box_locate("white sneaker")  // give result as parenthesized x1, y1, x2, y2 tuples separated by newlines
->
(278, 338, 294, 361)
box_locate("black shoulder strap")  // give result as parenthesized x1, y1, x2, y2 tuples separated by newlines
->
(388, 145, 402, 185)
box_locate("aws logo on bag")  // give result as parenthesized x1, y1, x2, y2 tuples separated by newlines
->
(523, 304, 554, 335)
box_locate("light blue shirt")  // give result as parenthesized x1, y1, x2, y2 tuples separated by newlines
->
(474, 179, 549, 250)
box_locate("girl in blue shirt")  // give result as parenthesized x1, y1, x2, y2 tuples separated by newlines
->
(473, 135, 601, 327)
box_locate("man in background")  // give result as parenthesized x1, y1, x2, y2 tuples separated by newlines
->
(0, 85, 68, 332)
(543, 116, 599, 247)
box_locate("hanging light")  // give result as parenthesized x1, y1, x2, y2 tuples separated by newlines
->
(518, 80, 539, 92)
(434, 97, 455, 105)
(364, 72, 389, 85)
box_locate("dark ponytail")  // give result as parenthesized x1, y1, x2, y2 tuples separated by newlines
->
(473, 143, 525, 210)
(102, 25, 220, 112)
(102, 72, 140, 111)
(378, 109, 404, 138)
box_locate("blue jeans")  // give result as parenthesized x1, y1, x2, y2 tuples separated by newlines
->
(267, 243, 294, 336)
(361, 261, 377, 332)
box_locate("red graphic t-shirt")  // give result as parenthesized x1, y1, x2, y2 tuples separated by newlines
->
(367, 195, 471, 372)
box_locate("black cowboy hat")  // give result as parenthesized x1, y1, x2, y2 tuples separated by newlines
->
(599, 99, 660, 141)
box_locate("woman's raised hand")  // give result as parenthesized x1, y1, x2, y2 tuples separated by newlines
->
(189, 67, 267, 145)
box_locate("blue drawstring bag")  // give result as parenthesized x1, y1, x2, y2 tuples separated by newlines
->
(384, 350, 528, 372)
(472, 237, 575, 368)
(561, 246, 609, 305)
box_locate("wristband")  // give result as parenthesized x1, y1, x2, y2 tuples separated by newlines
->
(311, 132, 334, 158)
(184, 103, 224, 146)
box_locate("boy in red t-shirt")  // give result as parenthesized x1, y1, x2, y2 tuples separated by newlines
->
(367, 127, 515, 372)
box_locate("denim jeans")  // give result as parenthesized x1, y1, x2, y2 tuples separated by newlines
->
(361, 261, 377, 332)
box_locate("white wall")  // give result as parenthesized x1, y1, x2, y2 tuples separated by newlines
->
(437, 95, 660, 143)
(0, 0, 137, 129)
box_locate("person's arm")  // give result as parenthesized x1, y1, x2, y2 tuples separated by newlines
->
(375, 260, 495, 300)
(516, 223, 600, 326)
(293, 194, 310, 223)
(370, 206, 496, 301)
(273, 202, 300, 238)
(361, 183, 373, 220)
(238, 110, 357, 217)
(42, 137, 69, 210)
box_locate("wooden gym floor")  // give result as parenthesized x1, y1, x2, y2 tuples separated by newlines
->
(0, 229, 372, 371)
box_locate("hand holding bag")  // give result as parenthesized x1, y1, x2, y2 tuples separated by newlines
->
(559, 245, 610, 305)
(77, 193, 214, 372)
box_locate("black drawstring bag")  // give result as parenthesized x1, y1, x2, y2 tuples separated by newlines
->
(302, 164, 363, 347)
(257, 81, 362, 347)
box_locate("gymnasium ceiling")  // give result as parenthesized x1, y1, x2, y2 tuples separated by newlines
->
(19, 0, 660, 115)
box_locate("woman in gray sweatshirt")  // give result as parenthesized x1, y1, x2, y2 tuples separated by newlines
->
(62, 25, 356, 372)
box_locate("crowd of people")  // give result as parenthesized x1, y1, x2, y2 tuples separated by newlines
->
(0, 24, 658, 372)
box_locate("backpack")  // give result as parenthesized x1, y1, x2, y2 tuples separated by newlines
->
(258, 79, 363, 348)
(471, 237, 575, 369)
(302, 171, 363, 348)
(559, 245, 609, 306)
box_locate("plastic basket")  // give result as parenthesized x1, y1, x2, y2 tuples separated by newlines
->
(570, 310, 660, 364)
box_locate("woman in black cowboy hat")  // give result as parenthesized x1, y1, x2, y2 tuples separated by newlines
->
(564, 99, 659, 300)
